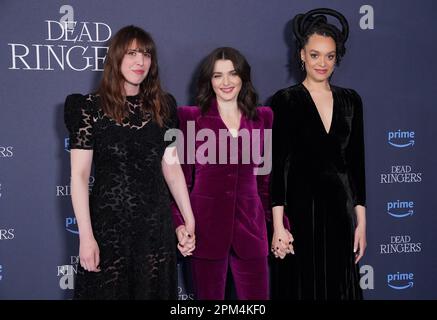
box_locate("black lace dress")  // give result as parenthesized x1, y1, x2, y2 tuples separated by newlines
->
(64, 93, 178, 300)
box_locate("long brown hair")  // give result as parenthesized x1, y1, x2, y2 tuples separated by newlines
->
(98, 25, 169, 126)
(196, 47, 258, 119)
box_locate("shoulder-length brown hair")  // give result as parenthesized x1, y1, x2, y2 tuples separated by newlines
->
(196, 47, 258, 119)
(98, 25, 169, 126)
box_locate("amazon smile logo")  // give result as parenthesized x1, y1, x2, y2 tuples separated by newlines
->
(65, 217, 78, 234)
(387, 200, 414, 218)
(388, 130, 415, 148)
(387, 272, 414, 290)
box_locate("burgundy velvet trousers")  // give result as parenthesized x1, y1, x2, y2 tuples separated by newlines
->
(190, 252, 269, 300)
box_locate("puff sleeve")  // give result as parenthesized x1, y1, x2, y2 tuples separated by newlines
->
(64, 94, 95, 150)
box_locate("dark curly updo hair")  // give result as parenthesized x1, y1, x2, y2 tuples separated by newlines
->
(293, 8, 349, 65)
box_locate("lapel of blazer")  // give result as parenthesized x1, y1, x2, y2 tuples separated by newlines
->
(200, 99, 255, 132)
(195, 100, 265, 164)
(198, 99, 226, 134)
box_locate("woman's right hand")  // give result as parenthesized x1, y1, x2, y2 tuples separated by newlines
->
(272, 227, 294, 259)
(79, 236, 101, 272)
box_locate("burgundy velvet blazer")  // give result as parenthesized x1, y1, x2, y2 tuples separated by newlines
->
(172, 100, 279, 259)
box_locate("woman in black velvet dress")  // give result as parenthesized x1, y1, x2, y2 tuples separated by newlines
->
(269, 9, 366, 300)
(64, 26, 196, 299)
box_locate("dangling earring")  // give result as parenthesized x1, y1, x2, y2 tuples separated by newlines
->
(301, 60, 305, 71)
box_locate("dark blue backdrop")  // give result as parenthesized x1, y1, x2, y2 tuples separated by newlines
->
(1, 0, 436, 299)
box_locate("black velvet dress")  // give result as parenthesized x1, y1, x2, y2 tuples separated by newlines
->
(64, 93, 178, 299)
(270, 83, 365, 300)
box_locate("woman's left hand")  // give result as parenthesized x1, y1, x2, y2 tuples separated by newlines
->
(354, 223, 366, 264)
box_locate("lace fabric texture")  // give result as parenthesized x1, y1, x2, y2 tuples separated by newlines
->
(64, 93, 178, 299)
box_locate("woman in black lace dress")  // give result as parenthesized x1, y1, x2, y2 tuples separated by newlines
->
(64, 26, 196, 299)
(269, 9, 366, 299)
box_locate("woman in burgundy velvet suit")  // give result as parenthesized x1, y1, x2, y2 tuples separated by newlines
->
(172, 47, 273, 299)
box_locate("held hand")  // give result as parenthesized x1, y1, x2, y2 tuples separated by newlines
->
(354, 223, 367, 264)
(184, 222, 196, 255)
(285, 229, 295, 255)
(79, 237, 101, 272)
(176, 224, 196, 257)
(272, 227, 294, 259)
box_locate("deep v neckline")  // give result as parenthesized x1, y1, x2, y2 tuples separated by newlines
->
(218, 109, 242, 138)
(301, 83, 336, 135)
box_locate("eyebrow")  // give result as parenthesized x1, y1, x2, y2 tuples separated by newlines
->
(309, 49, 336, 54)
(127, 48, 151, 53)
(212, 69, 236, 74)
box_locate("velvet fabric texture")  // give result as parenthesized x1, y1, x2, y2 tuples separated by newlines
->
(270, 83, 365, 300)
(172, 100, 276, 260)
(190, 254, 269, 300)
(172, 100, 277, 299)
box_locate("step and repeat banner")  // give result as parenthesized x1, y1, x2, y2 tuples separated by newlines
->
(1, 0, 436, 299)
